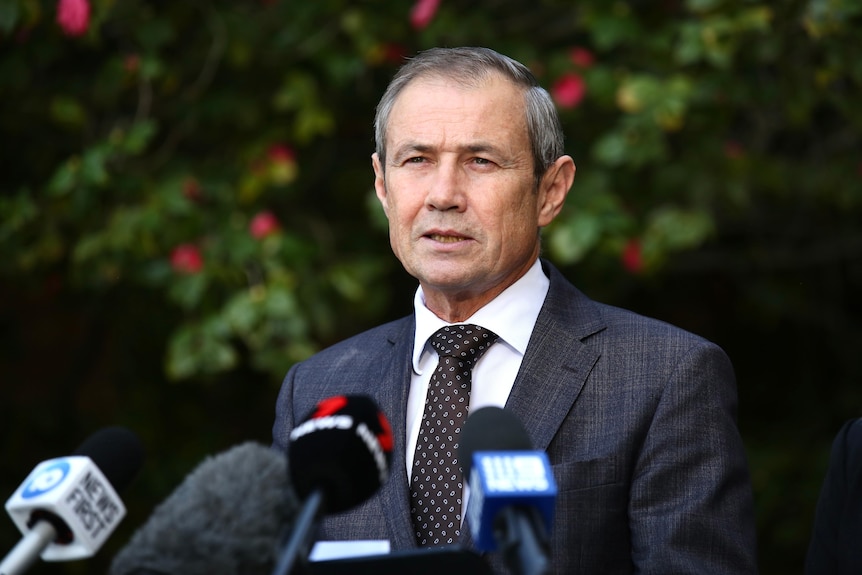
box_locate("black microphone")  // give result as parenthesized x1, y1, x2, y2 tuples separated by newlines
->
(108, 441, 298, 575)
(1, 426, 145, 575)
(460, 407, 557, 575)
(272, 394, 394, 575)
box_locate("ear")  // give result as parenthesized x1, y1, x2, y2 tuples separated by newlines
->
(537, 155, 575, 227)
(372, 153, 389, 216)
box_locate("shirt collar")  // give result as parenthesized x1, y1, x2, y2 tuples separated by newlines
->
(411, 258, 550, 373)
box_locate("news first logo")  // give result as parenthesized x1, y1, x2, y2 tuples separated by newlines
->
(5, 456, 126, 560)
(66, 467, 124, 539)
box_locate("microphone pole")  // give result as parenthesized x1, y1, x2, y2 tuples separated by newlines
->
(1, 426, 144, 575)
(0, 523, 56, 575)
(461, 407, 556, 575)
(270, 395, 394, 575)
(495, 505, 550, 575)
(270, 489, 323, 575)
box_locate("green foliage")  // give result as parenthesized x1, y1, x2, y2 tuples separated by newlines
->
(1, 1, 862, 573)
(3, 0, 859, 382)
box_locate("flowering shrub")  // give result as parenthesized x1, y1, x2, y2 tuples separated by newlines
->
(2, 0, 859, 378)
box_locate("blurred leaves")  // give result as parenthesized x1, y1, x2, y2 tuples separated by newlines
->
(1, 0, 859, 378)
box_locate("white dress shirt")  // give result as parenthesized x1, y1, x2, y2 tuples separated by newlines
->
(405, 258, 550, 479)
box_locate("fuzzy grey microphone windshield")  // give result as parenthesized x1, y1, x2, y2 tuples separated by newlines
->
(108, 442, 298, 575)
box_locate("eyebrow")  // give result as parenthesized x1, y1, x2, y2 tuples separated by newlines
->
(389, 141, 508, 163)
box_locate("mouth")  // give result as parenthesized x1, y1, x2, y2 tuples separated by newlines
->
(426, 233, 469, 243)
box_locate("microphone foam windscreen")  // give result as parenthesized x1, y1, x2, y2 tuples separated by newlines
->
(108, 442, 297, 575)
(288, 395, 393, 514)
(459, 406, 533, 477)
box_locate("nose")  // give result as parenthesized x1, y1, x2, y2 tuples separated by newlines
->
(425, 161, 466, 212)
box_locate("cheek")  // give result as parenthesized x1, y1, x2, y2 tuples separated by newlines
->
(386, 195, 407, 222)
(382, 175, 410, 213)
(384, 193, 419, 235)
(496, 194, 540, 234)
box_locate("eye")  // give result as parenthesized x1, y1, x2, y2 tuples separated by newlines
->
(406, 156, 427, 164)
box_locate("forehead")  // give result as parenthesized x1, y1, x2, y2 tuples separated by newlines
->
(386, 73, 529, 150)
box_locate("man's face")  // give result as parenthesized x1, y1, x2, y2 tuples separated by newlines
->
(373, 73, 570, 318)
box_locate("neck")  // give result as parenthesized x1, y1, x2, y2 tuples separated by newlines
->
(422, 259, 539, 323)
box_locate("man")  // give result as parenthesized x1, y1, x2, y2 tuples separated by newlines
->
(272, 46, 757, 574)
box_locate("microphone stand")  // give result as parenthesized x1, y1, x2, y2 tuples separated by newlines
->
(272, 490, 324, 575)
(0, 521, 57, 575)
(495, 506, 551, 575)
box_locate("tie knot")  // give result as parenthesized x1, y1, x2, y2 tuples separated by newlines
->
(429, 324, 499, 367)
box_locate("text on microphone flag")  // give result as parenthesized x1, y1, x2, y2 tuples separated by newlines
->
(481, 453, 553, 493)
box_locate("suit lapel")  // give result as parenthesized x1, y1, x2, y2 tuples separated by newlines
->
(505, 261, 605, 451)
(460, 261, 604, 551)
(371, 318, 420, 549)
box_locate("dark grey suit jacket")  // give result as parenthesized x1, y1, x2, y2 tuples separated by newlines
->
(272, 260, 758, 574)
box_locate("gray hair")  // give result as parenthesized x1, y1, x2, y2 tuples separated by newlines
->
(373, 47, 565, 188)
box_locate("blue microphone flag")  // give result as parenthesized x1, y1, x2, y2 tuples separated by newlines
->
(466, 451, 557, 551)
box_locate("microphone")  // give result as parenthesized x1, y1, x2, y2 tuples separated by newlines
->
(272, 394, 393, 575)
(460, 406, 557, 575)
(108, 441, 298, 575)
(1, 426, 145, 575)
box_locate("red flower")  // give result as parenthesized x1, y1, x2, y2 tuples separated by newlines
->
(621, 239, 644, 274)
(268, 144, 295, 164)
(410, 0, 441, 30)
(170, 244, 203, 274)
(56, 0, 90, 37)
(249, 211, 280, 239)
(569, 47, 595, 69)
(552, 73, 586, 109)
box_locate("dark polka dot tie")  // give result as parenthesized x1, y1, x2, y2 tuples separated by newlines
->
(410, 324, 499, 546)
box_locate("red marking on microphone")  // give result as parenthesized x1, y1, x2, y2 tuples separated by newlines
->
(377, 412, 394, 452)
(312, 396, 348, 418)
